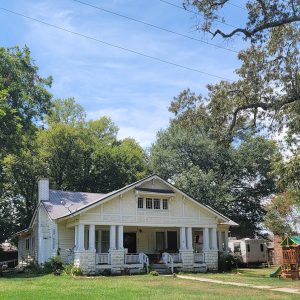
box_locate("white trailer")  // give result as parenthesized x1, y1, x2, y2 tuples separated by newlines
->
(228, 238, 267, 264)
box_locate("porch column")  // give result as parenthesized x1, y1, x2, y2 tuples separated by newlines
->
(224, 230, 229, 251)
(211, 227, 218, 251)
(78, 224, 85, 251)
(89, 224, 95, 251)
(74, 225, 78, 250)
(117, 225, 124, 250)
(109, 225, 116, 250)
(97, 230, 101, 252)
(203, 227, 210, 251)
(218, 231, 222, 251)
(180, 227, 187, 250)
(186, 227, 193, 251)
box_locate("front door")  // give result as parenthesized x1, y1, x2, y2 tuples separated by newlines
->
(124, 232, 137, 253)
(167, 231, 178, 252)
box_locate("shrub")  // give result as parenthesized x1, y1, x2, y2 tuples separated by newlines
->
(43, 256, 64, 275)
(63, 264, 73, 275)
(218, 252, 241, 272)
(71, 266, 83, 276)
(149, 271, 159, 276)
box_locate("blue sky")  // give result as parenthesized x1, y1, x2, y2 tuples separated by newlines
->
(0, 0, 248, 147)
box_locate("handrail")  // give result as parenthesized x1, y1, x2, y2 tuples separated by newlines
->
(139, 253, 149, 273)
(162, 252, 174, 273)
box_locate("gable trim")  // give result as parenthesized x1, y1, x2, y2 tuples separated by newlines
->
(56, 174, 237, 225)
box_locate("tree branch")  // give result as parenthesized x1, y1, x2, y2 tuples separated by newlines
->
(211, 15, 300, 38)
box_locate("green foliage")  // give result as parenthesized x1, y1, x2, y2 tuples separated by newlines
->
(218, 252, 241, 273)
(62, 264, 73, 275)
(43, 256, 64, 275)
(149, 271, 159, 276)
(150, 121, 279, 236)
(264, 193, 298, 236)
(0, 46, 52, 159)
(71, 266, 83, 276)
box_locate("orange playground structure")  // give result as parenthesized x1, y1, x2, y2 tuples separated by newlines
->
(280, 236, 300, 280)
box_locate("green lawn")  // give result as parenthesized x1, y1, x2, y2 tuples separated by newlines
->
(0, 270, 299, 300)
(188, 267, 300, 289)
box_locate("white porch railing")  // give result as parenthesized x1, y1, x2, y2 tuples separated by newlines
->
(162, 252, 174, 273)
(96, 253, 110, 265)
(194, 252, 205, 263)
(170, 253, 182, 263)
(125, 254, 140, 264)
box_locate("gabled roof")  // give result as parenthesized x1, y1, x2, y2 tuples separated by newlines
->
(41, 174, 237, 226)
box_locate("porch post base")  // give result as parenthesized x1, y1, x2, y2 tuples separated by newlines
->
(74, 250, 96, 274)
(180, 249, 194, 271)
(204, 250, 218, 271)
(109, 249, 125, 268)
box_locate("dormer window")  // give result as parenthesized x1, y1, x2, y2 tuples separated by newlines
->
(137, 197, 169, 210)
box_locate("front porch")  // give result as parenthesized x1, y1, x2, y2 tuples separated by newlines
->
(69, 224, 228, 274)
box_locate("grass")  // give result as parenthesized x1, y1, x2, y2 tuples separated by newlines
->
(0, 269, 299, 300)
(187, 267, 300, 288)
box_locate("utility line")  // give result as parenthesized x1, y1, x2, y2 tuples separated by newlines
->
(159, 0, 241, 28)
(73, 0, 238, 54)
(0, 7, 233, 81)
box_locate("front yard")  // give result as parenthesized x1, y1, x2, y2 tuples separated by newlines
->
(188, 267, 300, 289)
(0, 268, 299, 300)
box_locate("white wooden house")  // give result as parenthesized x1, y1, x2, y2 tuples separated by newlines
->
(17, 175, 237, 274)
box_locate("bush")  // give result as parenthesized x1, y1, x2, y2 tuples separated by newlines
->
(71, 266, 83, 276)
(149, 271, 159, 276)
(218, 252, 241, 272)
(43, 256, 64, 275)
(63, 264, 73, 275)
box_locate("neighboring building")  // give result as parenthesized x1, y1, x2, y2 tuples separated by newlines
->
(17, 175, 237, 274)
(228, 238, 267, 264)
(273, 235, 283, 265)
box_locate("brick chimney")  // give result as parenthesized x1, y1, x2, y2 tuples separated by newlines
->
(38, 178, 49, 202)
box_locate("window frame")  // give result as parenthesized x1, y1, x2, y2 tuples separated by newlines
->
(162, 199, 168, 210)
(25, 238, 30, 251)
(137, 197, 144, 209)
(146, 198, 153, 209)
(153, 199, 160, 210)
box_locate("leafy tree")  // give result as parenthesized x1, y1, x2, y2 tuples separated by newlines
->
(150, 121, 279, 236)
(264, 193, 299, 236)
(0, 46, 52, 158)
(46, 97, 85, 126)
(176, 2, 300, 141)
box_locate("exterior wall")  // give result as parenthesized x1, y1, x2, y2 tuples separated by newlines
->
(74, 250, 96, 274)
(228, 239, 267, 263)
(204, 251, 218, 270)
(57, 222, 74, 263)
(78, 179, 218, 228)
(37, 205, 58, 264)
(273, 235, 283, 265)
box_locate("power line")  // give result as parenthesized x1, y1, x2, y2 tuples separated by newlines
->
(159, 0, 244, 28)
(0, 7, 233, 81)
(73, 0, 238, 54)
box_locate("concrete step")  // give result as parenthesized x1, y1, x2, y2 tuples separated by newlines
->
(150, 263, 171, 274)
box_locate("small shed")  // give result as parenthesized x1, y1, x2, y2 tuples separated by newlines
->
(280, 235, 300, 280)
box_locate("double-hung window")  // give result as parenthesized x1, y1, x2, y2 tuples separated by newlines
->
(162, 199, 168, 210)
(154, 199, 160, 209)
(146, 198, 153, 209)
(138, 197, 144, 209)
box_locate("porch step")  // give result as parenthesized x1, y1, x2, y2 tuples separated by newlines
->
(151, 263, 171, 274)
